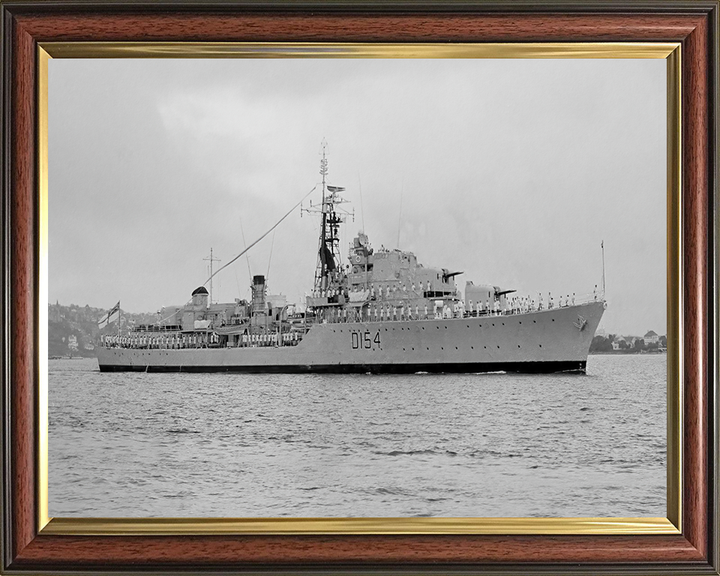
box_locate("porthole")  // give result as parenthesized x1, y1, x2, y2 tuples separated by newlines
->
(497, 345, 500, 348)
(539, 344, 543, 348)
(519, 322, 522, 325)
(552, 319, 555, 322)
(517, 345, 521, 348)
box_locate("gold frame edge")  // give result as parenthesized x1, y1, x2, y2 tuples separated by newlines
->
(37, 45, 50, 533)
(665, 45, 683, 531)
(41, 516, 679, 536)
(37, 41, 683, 537)
(39, 41, 679, 59)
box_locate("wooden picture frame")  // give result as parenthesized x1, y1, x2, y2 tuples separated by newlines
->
(1, 1, 717, 574)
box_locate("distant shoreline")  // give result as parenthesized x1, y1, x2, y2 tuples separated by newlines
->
(590, 350, 666, 356)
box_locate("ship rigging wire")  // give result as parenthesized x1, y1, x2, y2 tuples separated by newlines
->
(202, 185, 318, 288)
(266, 229, 276, 280)
(238, 217, 253, 280)
(396, 179, 404, 249)
(357, 173, 365, 234)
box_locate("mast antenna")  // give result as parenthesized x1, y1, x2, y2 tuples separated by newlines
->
(204, 248, 221, 304)
(301, 140, 351, 294)
(318, 139, 329, 290)
(396, 179, 404, 249)
(601, 240, 606, 297)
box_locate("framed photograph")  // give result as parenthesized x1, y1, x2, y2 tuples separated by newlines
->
(1, 1, 717, 574)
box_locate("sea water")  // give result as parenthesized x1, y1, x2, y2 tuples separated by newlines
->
(48, 354, 666, 518)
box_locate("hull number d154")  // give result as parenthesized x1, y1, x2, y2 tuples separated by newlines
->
(351, 331, 381, 350)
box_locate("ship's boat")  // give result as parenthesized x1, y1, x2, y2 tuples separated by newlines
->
(97, 148, 605, 374)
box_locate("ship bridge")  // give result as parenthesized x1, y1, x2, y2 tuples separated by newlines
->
(346, 232, 460, 309)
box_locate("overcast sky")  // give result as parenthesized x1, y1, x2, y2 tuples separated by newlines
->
(48, 57, 666, 336)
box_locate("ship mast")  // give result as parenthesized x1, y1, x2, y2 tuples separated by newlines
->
(317, 142, 329, 291)
(203, 248, 221, 305)
(305, 141, 351, 294)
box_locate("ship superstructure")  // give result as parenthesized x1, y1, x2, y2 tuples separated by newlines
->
(97, 148, 605, 374)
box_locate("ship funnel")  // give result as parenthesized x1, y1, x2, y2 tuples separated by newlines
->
(252, 275, 267, 315)
(191, 286, 209, 308)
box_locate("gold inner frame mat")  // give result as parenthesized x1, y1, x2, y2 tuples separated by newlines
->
(37, 42, 682, 536)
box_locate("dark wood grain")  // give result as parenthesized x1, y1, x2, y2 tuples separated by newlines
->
(11, 534, 706, 567)
(13, 12, 705, 42)
(1, 3, 717, 573)
(681, 11, 710, 561)
(9, 14, 37, 562)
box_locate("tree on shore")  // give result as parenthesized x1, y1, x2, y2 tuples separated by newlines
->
(590, 334, 615, 353)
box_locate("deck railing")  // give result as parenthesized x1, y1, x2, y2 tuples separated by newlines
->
(101, 293, 604, 350)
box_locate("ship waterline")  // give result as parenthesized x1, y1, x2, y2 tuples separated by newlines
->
(97, 301, 605, 374)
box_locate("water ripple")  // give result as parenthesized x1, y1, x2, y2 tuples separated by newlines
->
(48, 354, 666, 518)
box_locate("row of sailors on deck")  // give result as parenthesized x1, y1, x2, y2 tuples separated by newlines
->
(238, 332, 300, 346)
(318, 290, 582, 323)
(310, 285, 586, 308)
(322, 301, 485, 323)
(321, 304, 446, 323)
(310, 280, 437, 300)
(102, 333, 219, 349)
(505, 292, 577, 313)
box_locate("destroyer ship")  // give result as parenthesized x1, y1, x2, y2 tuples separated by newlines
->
(97, 149, 605, 374)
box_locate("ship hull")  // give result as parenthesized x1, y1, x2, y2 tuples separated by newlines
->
(97, 301, 604, 374)
(97, 360, 586, 374)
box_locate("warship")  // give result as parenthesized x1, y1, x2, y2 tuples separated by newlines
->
(97, 149, 605, 374)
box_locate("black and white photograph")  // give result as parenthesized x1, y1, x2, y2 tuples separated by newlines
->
(47, 55, 666, 519)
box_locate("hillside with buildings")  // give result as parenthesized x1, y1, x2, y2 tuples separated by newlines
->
(48, 302, 155, 358)
(589, 330, 666, 354)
